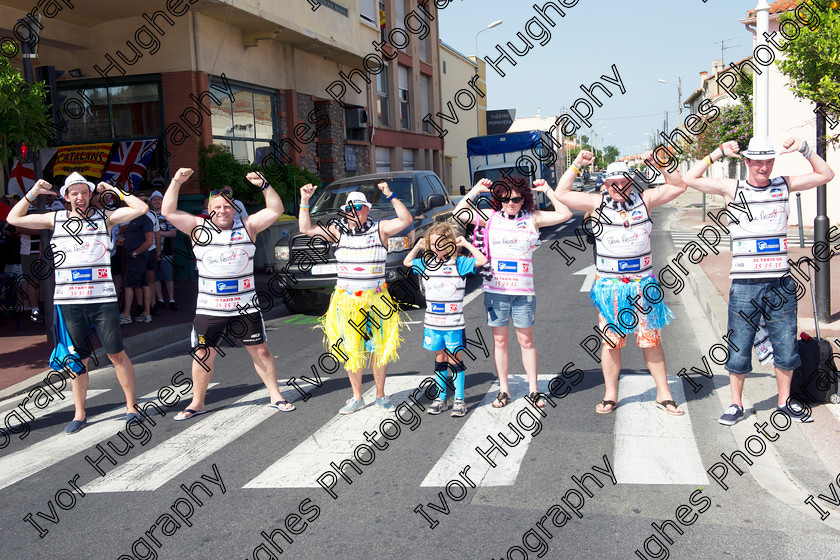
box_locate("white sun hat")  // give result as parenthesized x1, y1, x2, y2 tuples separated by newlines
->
(743, 136, 777, 160)
(345, 192, 372, 208)
(59, 172, 96, 197)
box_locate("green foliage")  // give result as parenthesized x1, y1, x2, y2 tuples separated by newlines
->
(0, 56, 53, 162)
(602, 145, 620, 164)
(777, 4, 840, 144)
(197, 144, 320, 211)
(681, 103, 753, 162)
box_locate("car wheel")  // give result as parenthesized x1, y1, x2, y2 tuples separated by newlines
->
(285, 289, 320, 314)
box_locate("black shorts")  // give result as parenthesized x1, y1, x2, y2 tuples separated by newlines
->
(60, 302, 125, 357)
(110, 252, 123, 277)
(124, 251, 149, 288)
(190, 312, 266, 350)
(145, 250, 157, 272)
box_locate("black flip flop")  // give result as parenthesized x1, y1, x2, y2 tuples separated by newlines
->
(174, 408, 207, 421)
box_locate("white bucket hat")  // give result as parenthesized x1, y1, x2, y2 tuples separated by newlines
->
(60, 172, 96, 197)
(743, 137, 777, 160)
(150, 190, 163, 199)
(345, 192, 372, 208)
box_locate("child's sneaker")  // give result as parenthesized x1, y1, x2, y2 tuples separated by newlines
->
(426, 398, 447, 415)
(451, 398, 467, 417)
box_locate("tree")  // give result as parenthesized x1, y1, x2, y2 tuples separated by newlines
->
(0, 54, 53, 165)
(602, 145, 620, 164)
(776, 3, 840, 145)
(681, 103, 753, 163)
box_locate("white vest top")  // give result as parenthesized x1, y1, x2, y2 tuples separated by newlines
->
(194, 217, 257, 317)
(482, 210, 538, 296)
(335, 221, 388, 292)
(594, 191, 653, 277)
(52, 210, 117, 305)
(729, 177, 790, 279)
(423, 258, 467, 330)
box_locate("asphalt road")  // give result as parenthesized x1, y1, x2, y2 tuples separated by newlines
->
(1, 206, 839, 560)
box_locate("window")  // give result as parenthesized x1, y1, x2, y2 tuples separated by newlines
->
(398, 66, 410, 130)
(376, 147, 391, 173)
(58, 82, 162, 143)
(210, 81, 275, 164)
(428, 174, 447, 196)
(360, 0, 376, 24)
(402, 148, 415, 171)
(376, 67, 390, 127)
(418, 175, 436, 208)
(443, 60, 447, 74)
(420, 74, 431, 133)
(395, 0, 407, 53)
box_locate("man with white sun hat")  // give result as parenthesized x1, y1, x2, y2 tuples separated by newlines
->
(684, 136, 835, 426)
(7, 172, 150, 434)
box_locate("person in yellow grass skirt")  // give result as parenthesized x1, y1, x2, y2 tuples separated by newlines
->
(298, 181, 413, 414)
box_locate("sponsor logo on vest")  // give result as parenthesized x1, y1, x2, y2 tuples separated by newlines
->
(523, 263, 530, 272)
(231, 229, 244, 241)
(769, 188, 783, 199)
(756, 239, 781, 253)
(71, 269, 92, 281)
(431, 302, 446, 313)
(371, 266, 384, 274)
(516, 220, 528, 229)
(85, 222, 98, 232)
(631, 210, 643, 221)
(97, 268, 109, 279)
(449, 303, 459, 312)
(441, 266, 454, 274)
(353, 266, 365, 272)
(338, 266, 349, 274)
(215, 280, 239, 294)
(497, 261, 518, 272)
(617, 258, 641, 272)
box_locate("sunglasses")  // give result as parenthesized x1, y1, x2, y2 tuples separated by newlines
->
(502, 196, 523, 204)
(210, 189, 234, 197)
(345, 202, 366, 211)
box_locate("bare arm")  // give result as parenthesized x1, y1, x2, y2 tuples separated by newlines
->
(640, 151, 688, 208)
(780, 137, 836, 191)
(456, 235, 488, 268)
(102, 183, 147, 228)
(532, 179, 573, 229)
(243, 172, 285, 238)
(552, 151, 601, 213)
(161, 168, 202, 235)
(6, 180, 56, 229)
(378, 181, 414, 239)
(453, 178, 493, 228)
(296, 182, 333, 240)
(683, 141, 738, 199)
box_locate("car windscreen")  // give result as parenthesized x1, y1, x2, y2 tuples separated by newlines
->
(473, 168, 532, 184)
(308, 178, 415, 214)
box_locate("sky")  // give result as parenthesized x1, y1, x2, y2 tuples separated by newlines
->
(438, 0, 760, 156)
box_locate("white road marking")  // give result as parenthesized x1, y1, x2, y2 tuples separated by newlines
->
(421, 375, 555, 487)
(83, 382, 304, 493)
(0, 385, 217, 491)
(573, 264, 598, 292)
(613, 375, 708, 485)
(1, 390, 109, 421)
(244, 375, 431, 488)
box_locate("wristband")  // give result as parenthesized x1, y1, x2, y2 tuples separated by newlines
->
(300, 204, 310, 209)
(803, 145, 813, 158)
(386, 192, 396, 201)
(115, 189, 125, 201)
(798, 141, 809, 154)
(570, 164, 581, 174)
(26, 193, 36, 203)
(260, 182, 271, 191)
(171, 178, 183, 186)
(719, 144, 726, 156)
(703, 155, 713, 166)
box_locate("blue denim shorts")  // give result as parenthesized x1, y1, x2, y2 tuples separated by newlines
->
(726, 277, 801, 374)
(484, 292, 536, 328)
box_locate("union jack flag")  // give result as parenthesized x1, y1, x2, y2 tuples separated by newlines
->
(102, 139, 157, 192)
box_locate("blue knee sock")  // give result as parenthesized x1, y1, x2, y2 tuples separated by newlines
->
(449, 362, 466, 401)
(434, 361, 448, 400)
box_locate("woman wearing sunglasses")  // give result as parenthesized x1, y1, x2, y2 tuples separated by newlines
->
(298, 181, 413, 414)
(454, 176, 572, 408)
(553, 151, 687, 416)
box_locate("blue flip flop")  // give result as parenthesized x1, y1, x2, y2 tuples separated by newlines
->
(174, 408, 207, 421)
(269, 400, 296, 412)
(126, 412, 144, 424)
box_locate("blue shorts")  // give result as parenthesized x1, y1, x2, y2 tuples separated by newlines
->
(423, 327, 465, 352)
(484, 292, 536, 328)
(726, 277, 801, 374)
(156, 255, 174, 282)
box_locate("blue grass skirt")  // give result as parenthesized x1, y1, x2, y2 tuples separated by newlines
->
(589, 275, 674, 333)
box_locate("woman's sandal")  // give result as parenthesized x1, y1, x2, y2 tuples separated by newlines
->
(492, 391, 510, 408)
(529, 391, 545, 408)
(596, 400, 617, 414)
(655, 400, 685, 416)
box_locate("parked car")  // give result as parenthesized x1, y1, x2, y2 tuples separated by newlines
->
(273, 171, 458, 313)
(572, 177, 585, 191)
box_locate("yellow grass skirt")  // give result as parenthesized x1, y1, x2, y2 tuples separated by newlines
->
(320, 283, 405, 372)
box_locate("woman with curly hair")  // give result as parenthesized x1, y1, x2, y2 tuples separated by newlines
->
(453, 176, 571, 408)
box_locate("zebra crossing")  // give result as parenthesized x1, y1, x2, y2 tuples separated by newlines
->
(670, 230, 813, 249)
(0, 374, 709, 495)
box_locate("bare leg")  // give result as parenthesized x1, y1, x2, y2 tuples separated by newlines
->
(642, 344, 683, 414)
(347, 368, 364, 401)
(515, 326, 538, 393)
(598, 344, 622, 413)
(729, 373, 747, 407)
(244, 343, 288, 404)
(492, 326, 510, 403)
(70, 360, 90, 421)
(371, 361, 387, 400)
(108, 350, 140, 414)
(142, 285, 153, 315)
(122, 288, 134, 317)
(165, 280, 175, 302)
(775, 367, 793, 407)
(176, 346, 217, 417)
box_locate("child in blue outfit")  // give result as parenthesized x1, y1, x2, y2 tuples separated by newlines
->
(403, 222, 487, 417)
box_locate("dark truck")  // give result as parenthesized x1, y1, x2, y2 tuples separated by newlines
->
(273, 171, 458, 313)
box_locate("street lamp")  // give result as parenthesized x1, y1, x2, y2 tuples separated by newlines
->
(657, 78, 683, 118)
(474, 20, 503, 136)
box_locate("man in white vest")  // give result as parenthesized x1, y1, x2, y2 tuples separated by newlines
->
(684, 136, 834, 425)
(7, 173, 149, 434)
(161, 169, 295, 419)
